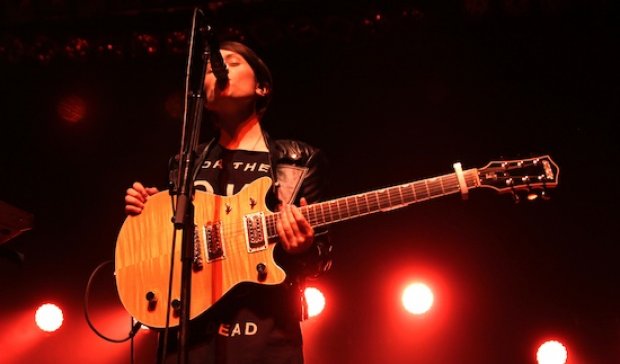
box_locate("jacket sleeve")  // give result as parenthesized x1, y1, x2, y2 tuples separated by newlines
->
(276, 147, 333, 279)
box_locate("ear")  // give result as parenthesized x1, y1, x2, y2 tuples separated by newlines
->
(255, 85, 270, 97)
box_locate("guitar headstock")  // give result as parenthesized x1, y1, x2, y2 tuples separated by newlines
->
(477, 155, 559, 200)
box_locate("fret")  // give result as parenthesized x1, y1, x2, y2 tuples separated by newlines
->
(337, 198, 348, 220)
(346, 196, 358, 217)
(311, 205, 318, 224)
(427, 178, 441, 197)
(267, 215, 277, 238)
(383, 188, 392, 207)
(401, 184, 415, 204)
(377, 190, 391, 210)
(301, 206, 309, 224)
(408, 183, 417, 201)
(395, 186, 405, 205)
(319, 202, 327, 224)
(305, 205, 315, 225)
(414, 181, 429, 200)
(329, 200, 339, 221)
(367, 191, 380, 211)
(363, 193, 370, 214)
(324, 200, 332, 222)
(397, 185, 406, 205)
(444, 175, 460, 193)
(424, 179, 432, 197)
(386, 187, 397, 206)
(357, 194, 369, 214)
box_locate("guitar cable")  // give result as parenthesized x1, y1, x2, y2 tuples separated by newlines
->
(83, 259, 142, 364)
(83, 199, 180, 364)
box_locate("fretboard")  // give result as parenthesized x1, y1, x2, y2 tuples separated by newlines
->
(265, 168, 480, 238)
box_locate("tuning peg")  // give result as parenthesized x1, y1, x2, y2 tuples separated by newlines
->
(510, 186, 521, 203)
(521, 176, 540, 201)
(505, 178, 520, 203)
(526, 183, 538, 201)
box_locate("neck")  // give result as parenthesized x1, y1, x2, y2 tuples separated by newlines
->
(215, 111, 267, 152)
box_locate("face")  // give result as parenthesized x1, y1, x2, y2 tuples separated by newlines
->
(204, 49, 266, 113)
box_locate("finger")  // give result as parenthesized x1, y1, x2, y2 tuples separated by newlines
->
(275, 219, 289, 247)
(125, 195, 145, 209)
(125, 205, 142, 215)
(126, 188, 146, 203)
(284, 205, 302, 238)
(291, 205, 313, 236)
(279, 206, 297, 247)
(300, 197, 308, 206)
(132, 182, 149, 199)
(145, 187, 159, 196)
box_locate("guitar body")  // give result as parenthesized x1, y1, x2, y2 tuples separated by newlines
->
(115, 177, 286, 328)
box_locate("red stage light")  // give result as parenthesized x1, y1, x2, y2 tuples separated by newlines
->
(536, 340, 568, 364)
(57, 95, 86, 123)
(402, 283, 434, 315)
(35, 303, 63, 332)
(304, 287, 326, 318)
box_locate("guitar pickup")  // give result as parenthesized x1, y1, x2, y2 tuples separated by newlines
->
(203, 222, 225, 262)
(243, 212, 268, 253)
(193, 225, 203, 271)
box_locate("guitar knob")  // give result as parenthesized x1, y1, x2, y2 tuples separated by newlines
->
(171, 299, 181, 310)
(146, 291, 157, 302)
(146, 291, 158, 310)
(256, 263, 267, 281)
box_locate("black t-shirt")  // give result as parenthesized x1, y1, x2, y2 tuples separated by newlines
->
(165, 144, 304, 364)
(194, 144, 272, 197)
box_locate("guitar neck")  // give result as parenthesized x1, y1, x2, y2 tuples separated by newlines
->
(265, 168, 480, 238)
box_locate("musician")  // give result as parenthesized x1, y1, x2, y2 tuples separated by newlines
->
(124, 41, 331, 363)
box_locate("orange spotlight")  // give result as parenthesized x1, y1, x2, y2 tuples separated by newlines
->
(536, 340, 568, 364)
(34, 303, 63, 332)
(402, 282, 434, 315)
(304, 287, 326, 318)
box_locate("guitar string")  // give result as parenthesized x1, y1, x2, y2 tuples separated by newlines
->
(205, 160, 550, 237)
(194, 173, 471, 240)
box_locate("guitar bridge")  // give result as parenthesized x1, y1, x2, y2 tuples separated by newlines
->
(243, 212, 268, 252)
(203, 221, 225, 262)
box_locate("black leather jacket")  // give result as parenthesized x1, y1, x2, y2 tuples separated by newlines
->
(168, 132, 332, 279)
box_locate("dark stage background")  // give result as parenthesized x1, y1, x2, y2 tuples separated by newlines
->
(1, 1, 618, 363)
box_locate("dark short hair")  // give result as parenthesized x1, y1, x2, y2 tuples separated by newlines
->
(220, 41, 273, 116)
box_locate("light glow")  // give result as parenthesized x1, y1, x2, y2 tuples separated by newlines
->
(536, 340, 568, 364)
(304, 287, 326, 318)
(35, 303, 64, 332)
(57, 95, 86, 123)
(402, 283, 434, 315)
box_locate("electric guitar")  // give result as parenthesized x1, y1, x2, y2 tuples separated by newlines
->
(115, 155, 559, 328)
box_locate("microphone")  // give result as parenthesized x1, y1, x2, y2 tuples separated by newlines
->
(207, 35, 229, 89)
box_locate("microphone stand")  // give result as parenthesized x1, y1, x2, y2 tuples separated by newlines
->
(172, 8, 212, 364)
